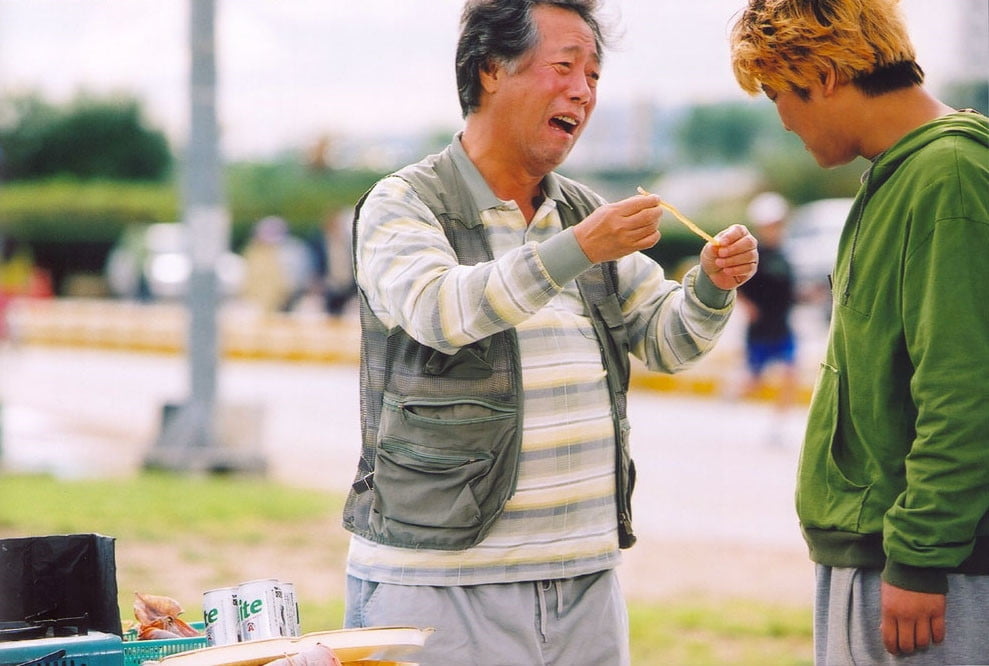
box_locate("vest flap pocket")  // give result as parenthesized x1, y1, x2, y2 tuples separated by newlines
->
(593, 297, 625, 328)
(424, 340, 493, 378)
(591, 297, 631, 391)
(374, 440, 492, 528)
(370, 395, 518, 547)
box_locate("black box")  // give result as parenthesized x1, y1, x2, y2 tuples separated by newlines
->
(0, 534, 121, 637)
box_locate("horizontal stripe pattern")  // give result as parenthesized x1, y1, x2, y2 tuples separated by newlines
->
(349, 160, 731, 585)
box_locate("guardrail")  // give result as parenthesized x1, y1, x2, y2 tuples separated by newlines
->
(5, 297, 361, 364)
(4, 296, 816, 404)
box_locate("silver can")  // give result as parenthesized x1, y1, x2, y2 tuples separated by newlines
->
(202, 586, 240, 646)
(237, 578, 282, 641)
(276, 581, 300, 637)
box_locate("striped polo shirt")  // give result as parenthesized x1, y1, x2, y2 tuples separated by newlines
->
(347, 137, 732, 586)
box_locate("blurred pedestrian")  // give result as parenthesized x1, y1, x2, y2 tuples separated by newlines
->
(310, 209, 356, 317)
(240, 216, 314, 314)
(735, 192, 798, 434)
(341, 2, 759, 665)
(731, 0, 989, 662)
(0, 235, 49, 342)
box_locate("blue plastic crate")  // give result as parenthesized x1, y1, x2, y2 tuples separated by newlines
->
(121, 623, 206, 666)
(0, 631, 123, 666)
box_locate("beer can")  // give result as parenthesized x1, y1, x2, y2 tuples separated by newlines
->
(202, 586, 240, 647)
(276, 581, 300, 637)
(237, 578, 282, 641)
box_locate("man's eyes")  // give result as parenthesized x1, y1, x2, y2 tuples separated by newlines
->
(555, 62, 600, 82)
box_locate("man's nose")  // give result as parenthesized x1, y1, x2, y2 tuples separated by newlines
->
(569, 74, 592, 105)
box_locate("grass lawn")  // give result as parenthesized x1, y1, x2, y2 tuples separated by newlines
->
(0, 472, 812, 665)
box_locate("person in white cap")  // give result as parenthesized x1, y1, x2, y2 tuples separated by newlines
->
(736, 192, 798, 427)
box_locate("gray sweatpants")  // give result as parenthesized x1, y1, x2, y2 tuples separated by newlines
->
(815, 565, 989, 665)
(344, 569, 630, 666)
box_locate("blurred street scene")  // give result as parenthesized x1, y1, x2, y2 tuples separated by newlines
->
(0, 0, 985, 617)
(0, 301, 821, 603)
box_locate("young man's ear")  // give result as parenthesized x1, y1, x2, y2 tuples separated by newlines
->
(821, 62, 839, 96)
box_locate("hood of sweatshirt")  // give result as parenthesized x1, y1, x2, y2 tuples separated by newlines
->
(868, 109, 988, 190)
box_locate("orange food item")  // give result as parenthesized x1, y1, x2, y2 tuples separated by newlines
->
(636, 186, 717, 244)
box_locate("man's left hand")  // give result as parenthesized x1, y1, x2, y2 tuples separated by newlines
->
(699, 224, 759, 290)
(881, 581, 946, 656)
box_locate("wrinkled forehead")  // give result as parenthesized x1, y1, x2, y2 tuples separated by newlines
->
(531, 5, 602, 62)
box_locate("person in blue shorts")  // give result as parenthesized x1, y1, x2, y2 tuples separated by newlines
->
(736, 192, 798, 419)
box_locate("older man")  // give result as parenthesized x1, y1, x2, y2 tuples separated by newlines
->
(342, 2, 758, 664)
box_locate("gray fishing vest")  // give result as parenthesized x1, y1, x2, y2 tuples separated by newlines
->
(342, 145, 637, 551)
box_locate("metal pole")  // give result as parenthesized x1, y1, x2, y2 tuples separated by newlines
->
(145, 0, 264, 473)
(184, 0, 222, 451)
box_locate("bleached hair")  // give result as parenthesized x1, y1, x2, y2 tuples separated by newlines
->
(729, 0, 920, 97)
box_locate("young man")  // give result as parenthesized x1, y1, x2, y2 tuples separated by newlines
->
(341, 1, 759, 664)
(730, 1, 989, 663)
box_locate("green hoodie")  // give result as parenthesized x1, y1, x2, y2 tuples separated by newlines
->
(797, 110, 989, 594)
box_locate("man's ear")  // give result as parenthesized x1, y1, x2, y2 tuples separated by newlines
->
(821, 62, 838, 96)
(479, 59, 502, 94)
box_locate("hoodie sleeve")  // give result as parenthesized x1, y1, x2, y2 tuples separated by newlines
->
(882, 146, 989, 592)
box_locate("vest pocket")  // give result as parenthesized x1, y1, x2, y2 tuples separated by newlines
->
(369, 395, 517, 548)
(374, 441, 493, 528)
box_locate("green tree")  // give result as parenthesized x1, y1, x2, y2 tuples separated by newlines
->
(943, 79, 989, 115)
(673, 99, 866, 204)
(0, 94, 173, 182)
(674, 102, 781, 165)
(753, 131, 865, 204)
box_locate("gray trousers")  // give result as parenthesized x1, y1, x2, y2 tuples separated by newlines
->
(815, 565, 989, 665)
(344, 569, 630, 666)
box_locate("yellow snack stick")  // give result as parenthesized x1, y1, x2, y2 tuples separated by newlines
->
(636, 186, 717, 244)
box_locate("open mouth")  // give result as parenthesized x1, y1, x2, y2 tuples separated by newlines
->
(549, 114, 579, 135)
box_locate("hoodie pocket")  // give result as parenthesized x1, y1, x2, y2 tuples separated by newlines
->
(797, 362, 871, 531)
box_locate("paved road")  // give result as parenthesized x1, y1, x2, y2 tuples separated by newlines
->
(1, 342, 808, 544)
(1, 338, 817, 596)
(1, 298, 827, 603)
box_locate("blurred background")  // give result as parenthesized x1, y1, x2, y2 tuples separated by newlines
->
(0, 2, 985, 662)
(0, 0, 985, 302)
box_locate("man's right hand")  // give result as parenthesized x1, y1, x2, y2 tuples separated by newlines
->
(881, 581, 946, 656)
(573, 193, 663, 263)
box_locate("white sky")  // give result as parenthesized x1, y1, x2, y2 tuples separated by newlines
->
(0, 0, 983, 159)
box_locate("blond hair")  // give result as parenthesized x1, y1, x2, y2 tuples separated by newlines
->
(729, 0, 919, 96)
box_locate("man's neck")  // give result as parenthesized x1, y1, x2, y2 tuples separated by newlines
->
(461, 125, 543, 222)
(857, 86, 955, 160)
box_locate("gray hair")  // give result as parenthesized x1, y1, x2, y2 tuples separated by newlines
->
(455, 0, 609, 117)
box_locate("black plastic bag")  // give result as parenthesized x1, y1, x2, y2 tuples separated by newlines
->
(0, 534, 121, 636)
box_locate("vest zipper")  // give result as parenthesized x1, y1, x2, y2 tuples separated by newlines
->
(380, 440, 494, 466)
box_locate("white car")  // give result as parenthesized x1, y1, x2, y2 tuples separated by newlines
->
(106, 223, 245, 301)
(782, 197, 854, 302)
